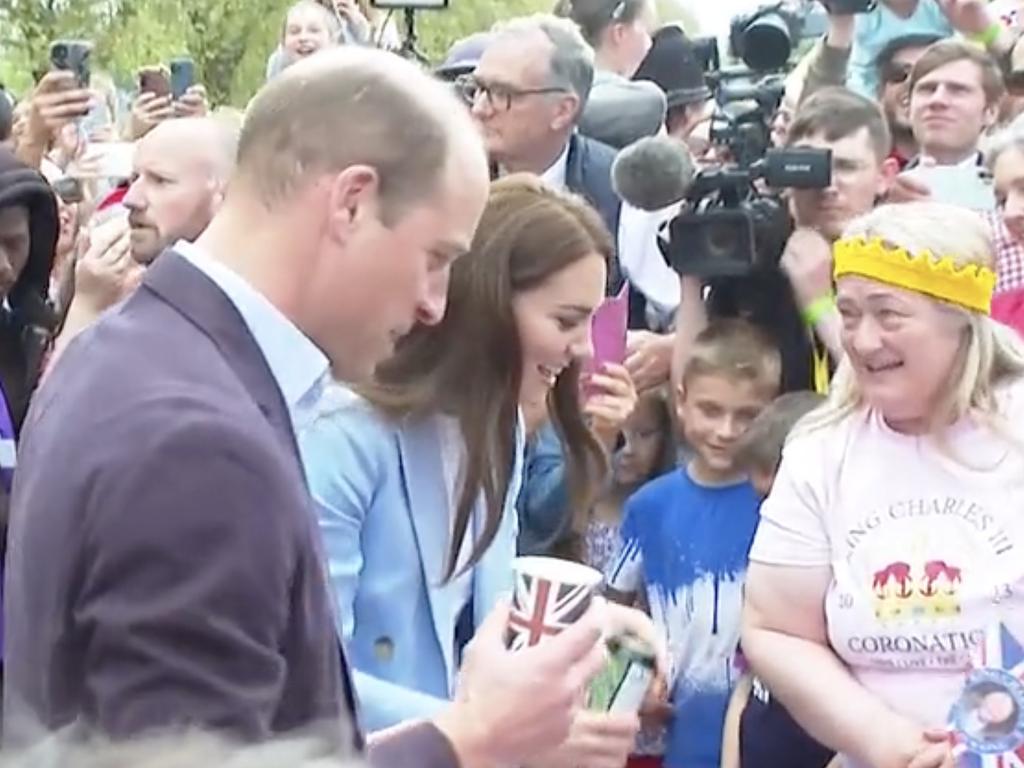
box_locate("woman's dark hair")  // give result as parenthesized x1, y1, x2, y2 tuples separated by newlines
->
(556, 0, 650, 48)
(360, 174, 612, 580)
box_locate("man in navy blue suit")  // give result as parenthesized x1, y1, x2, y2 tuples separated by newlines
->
(4, 47, 608, 767)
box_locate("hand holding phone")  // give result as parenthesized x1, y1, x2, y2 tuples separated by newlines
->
(129, 90, 174, 140)
(26, 70, 92, 148)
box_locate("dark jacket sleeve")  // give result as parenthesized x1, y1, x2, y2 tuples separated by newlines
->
(76, 413, 306, 739)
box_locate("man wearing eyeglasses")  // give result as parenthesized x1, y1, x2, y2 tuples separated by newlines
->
(466, 14, 624, 295)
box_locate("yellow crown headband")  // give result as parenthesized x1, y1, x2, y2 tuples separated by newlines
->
(832, 236, 997, 314)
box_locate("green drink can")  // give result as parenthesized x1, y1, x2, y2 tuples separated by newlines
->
(588, 632, 657, 714)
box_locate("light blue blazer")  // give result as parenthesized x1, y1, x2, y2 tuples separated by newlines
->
(298, 385, 524, 732)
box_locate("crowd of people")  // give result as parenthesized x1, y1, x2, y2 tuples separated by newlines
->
(1, 0, 1024, 766)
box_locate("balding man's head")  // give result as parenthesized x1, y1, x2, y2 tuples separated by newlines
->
(236, 47, 484, 225)
(222, 47, 490, 382)
(124, 117, 238, 263)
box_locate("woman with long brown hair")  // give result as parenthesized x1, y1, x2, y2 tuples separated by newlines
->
(298, 176, 638, 752)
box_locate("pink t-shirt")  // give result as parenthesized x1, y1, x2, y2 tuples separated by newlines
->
(750, 378, 1024, 763)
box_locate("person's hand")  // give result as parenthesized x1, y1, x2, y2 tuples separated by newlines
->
(435, 599, 608, 768)
(820, 0, 856, 48)
(886, 172, 933, 204)
(24, 71, 92, 153)
(600, 598, 672, 721)
(530, 710, 640, 768)
(174, 84, 209, 118)
(864, 724, 954, 768)
(73, 217, 144, 315)
(129, 91, 174, 140)
(66, 144, 104, 180)
(600, 598, 668, 674)
(639, 673, 673, 728)
(625, 330, 673, 393)
(937, 0, 996, 36)
(333, 0, 372, 40)
(906, 729, 955, 768)
(780, 227, 834, 313)
(584, 363, 637, 449)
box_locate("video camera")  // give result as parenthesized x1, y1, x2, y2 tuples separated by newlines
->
(657, 4, 834, 278)
(664, 150, 831, 277)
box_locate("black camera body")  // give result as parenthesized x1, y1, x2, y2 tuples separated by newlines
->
(709, 73, 786, 167)
(825, 0, 876, 13)
(663, 149, 832, 278)
(49, 40, 92, 88)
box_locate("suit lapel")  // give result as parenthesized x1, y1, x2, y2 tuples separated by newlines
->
(471, 414, 524, 630)
(396, 415, 460, 687)
(143, 252, 299, 465)
(143, 251, 363, 740)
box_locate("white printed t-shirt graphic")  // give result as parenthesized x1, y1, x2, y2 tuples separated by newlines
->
(750, 379, 1024, 768)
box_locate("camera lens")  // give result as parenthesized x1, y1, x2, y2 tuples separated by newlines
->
(53, 44, 68, 63)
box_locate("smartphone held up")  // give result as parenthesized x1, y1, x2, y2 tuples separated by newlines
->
(138, 57, 195, 100)
(50, 40, 93, 88)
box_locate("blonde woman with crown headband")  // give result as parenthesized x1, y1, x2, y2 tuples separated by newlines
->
(740, 202, 1024, 768)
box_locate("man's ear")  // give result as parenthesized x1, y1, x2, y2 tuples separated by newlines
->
(877, 156, 901, 198)
(549, 93, 581, 134)
(983, 101, 1000, 132)
(326, 165, 379, 241)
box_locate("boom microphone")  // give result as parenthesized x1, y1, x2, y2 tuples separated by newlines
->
(612, 135, 696, 212)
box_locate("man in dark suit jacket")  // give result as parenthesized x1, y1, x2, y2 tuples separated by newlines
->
(4, 48, 608, 767)
(470, 14, 624, 294)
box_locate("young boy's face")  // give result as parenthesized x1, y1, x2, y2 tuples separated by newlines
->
(676, 373, 773, 479)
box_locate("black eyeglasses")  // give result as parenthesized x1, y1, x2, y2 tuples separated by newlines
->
(456, 75, 568, 111)
(882, 63, 913, 85)
(610, 0, 628, 21)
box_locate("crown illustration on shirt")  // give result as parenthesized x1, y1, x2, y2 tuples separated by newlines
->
(871, 560, 963, 622)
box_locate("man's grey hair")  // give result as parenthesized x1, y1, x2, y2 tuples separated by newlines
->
(493, 14, 595, 118)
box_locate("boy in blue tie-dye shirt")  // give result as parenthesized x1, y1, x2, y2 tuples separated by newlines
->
(607, 320, 781, 768)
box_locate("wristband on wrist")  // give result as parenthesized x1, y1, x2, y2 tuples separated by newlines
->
(969, 22, 1002, 48)
(801, 295, 837, 327)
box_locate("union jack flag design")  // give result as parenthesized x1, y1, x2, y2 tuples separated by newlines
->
(950, 624, 1024, 768)
(507, 573, 594, 651)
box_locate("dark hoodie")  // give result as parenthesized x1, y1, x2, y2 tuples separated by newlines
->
(0, 147, 58, 434)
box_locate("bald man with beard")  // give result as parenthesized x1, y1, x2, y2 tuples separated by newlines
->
(126, 116, 237, 265)
(52, 116, 237, 359)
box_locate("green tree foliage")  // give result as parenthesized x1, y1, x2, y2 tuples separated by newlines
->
(1, 0, 705, 106)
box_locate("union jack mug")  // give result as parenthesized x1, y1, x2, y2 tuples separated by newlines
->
(507, 556, 604, 651)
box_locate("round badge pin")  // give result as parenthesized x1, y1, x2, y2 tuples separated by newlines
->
(950, 668, 1024, 755)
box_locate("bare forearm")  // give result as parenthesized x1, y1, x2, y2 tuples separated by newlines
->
(670, 276, 706, 392)
(14, 138, 47, 171)
(742, 628, 905, 766)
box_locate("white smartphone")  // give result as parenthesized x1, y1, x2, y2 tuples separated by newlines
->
(903, 164, 996, 212)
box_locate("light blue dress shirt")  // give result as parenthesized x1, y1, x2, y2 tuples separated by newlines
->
(173, 240, 329, 422)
